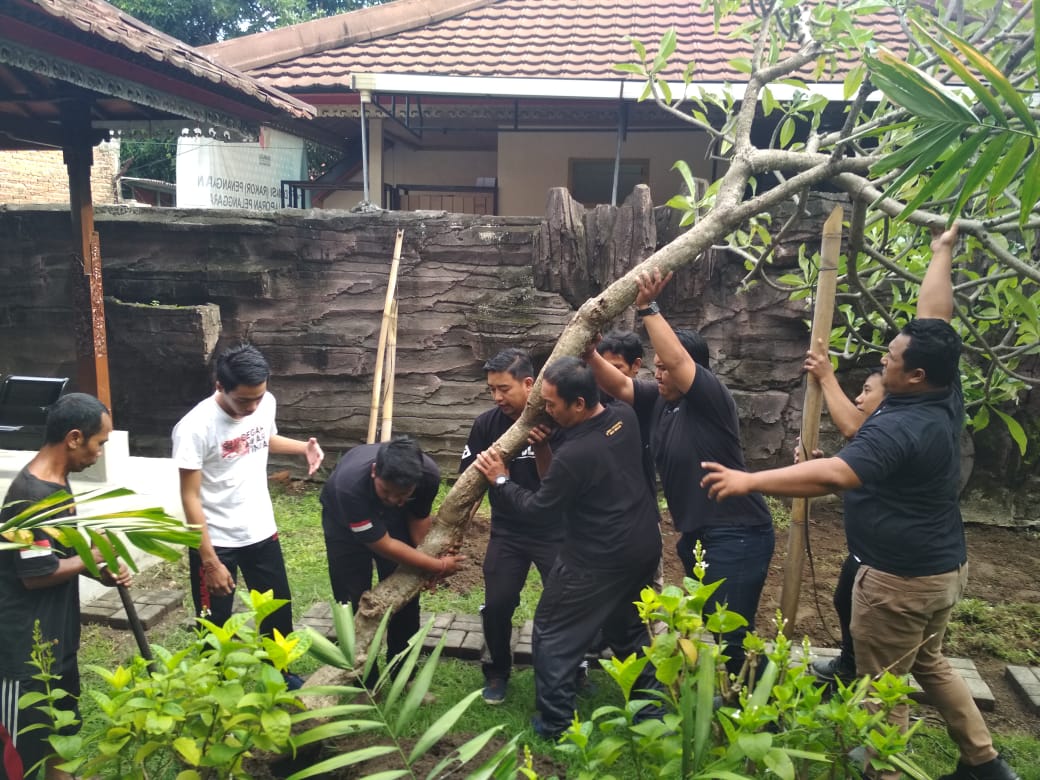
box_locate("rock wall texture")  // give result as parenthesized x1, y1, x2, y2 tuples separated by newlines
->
(0, 192, 1035, 528)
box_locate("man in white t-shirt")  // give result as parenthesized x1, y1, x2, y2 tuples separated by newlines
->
(172, 344, 323, 688)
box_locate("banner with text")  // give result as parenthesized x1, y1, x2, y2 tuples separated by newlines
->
(176, 127, 307, 211)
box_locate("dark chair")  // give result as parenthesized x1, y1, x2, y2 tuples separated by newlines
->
(0, 376, 70, 449)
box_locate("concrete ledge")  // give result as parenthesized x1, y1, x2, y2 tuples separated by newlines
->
(1005, 665, 1040, 715)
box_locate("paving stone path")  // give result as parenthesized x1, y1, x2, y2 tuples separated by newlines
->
(82, 592, 1039, 716)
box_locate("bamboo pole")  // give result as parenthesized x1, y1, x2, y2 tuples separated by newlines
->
(779, 205, 843, 637)
(380, 299, 399, 442)
(367, 230, 404, 443)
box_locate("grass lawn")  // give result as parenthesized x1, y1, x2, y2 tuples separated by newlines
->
(70, 481, 1040, 779)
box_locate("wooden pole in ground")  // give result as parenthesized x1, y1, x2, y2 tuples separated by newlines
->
(779, 205, 843, 637)
(380, 300, 398, 442)
(367, 230, 404, 443)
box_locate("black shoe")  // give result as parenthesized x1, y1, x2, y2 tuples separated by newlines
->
(811, 654, 856, 684)
(482, 677, 507, 705)
(937, 755, 1021, 780)
(282, 671, 305, 691)
(531, 714, 564, 741)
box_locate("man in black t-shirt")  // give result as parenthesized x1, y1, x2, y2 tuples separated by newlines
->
(459, 349, 563, 705)
(701, 225, 1018, 780)
(586, 272, 774, 679)
(0, 394, 131, 780)
(475, 357, 661, 740)
(321, 437, 465, 687)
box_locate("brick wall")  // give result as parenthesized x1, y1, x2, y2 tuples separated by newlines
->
(0, 139, 120, 205)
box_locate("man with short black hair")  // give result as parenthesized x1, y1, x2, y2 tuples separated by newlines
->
(701, 225, 1019, 780)
(475, 357, 661, 739)
(0, 393, 132, 780)
(322, 436, 465, 686)
(460, 348, 562, 705)
(586, 271, 774, 679)
(172, 343, 323, 689)
(596, 330, 644, 377)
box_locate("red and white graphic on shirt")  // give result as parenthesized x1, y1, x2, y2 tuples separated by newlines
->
(220, 426, 269, 460)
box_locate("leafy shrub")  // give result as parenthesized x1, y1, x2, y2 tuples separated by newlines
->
(555, 543, 929, 780)
(30, 591, 519, 779)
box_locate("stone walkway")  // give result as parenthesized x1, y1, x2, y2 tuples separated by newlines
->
(81, 592, 1039, 716)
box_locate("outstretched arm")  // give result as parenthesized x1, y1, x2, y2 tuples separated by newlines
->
(637, 269, 697, 394)
(700, 457, 861, 501)
(918, 224, 957, 322)
(270, 435, 325, 476)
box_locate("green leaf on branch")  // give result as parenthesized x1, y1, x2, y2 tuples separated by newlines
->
(992, 408, 1028, 456)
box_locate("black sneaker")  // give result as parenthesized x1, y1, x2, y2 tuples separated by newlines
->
(811, 654, 856, 684)
(482, 677, 507, 705)
(531, 714, 564, 741)
(283, 671, 305, 691)
(937, 755, 1021, 780)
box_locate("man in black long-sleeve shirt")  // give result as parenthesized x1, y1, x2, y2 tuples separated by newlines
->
(475, 357, 661, 739)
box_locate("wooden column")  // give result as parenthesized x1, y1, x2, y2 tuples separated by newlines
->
(62, 104, 112, 411)
(780, 205, 842, 636)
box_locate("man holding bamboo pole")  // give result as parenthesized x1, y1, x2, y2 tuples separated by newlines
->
(701, 225, 1020, 780)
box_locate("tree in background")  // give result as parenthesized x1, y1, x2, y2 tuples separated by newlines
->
(110, 0, 388, 46)
(107, 0, 387, 181)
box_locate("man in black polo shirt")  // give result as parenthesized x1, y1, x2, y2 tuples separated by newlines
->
(474, 357, 661, 740)
(460, 349, 563, 705)
(585, 272, 774, 679)
(701, 225, 1018, 780)
(321, 436, 465, 686)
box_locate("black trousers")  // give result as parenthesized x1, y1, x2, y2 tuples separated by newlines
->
(189, 534, 294, 639)
(834, 553, 860, 666)
(0, 667, 79, 780)
(481, 531, 561, 682)
(326, 539, 420, 688)
(533, 557, 660, 734)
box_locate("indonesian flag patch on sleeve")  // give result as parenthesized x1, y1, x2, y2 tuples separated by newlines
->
(20, 538, 53, 559)
(349, 519, 373, 534)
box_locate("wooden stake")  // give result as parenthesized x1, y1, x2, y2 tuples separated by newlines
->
(368, 230, 404, 443)
(780, 205, 843, 637)
(380, 299, 399, 442)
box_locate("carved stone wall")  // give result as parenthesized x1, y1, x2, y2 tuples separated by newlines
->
(0, 196, 1035, 527)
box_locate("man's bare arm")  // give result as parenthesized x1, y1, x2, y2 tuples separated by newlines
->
(918, 224, 957, 322)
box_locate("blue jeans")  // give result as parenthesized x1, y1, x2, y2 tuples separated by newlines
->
(677, 523, 775, 677)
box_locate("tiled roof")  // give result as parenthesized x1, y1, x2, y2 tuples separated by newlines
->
(212, 0, 909, 91)
(16, 0, 316, 118)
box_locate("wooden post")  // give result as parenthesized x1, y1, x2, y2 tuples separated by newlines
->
(380, 299, 399, 442)
(367, 229, 404, 443)
(779, 205, 843, 637)
(63, 103, 112, 412)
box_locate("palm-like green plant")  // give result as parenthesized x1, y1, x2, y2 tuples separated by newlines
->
(867, 19, 1040, 226)
(289, 601, 522, 779)
(1, 486, 199, 575)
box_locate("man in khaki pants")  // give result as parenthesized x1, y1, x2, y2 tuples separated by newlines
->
(699, 223, 1018, 780)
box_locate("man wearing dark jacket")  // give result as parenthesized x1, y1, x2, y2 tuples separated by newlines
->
(475, 357, 661, 739)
